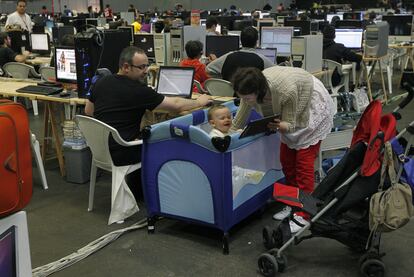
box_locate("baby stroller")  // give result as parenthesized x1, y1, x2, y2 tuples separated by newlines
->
(257, 89, 414, 277)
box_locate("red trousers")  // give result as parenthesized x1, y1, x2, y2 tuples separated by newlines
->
(280, 141, 321, 218)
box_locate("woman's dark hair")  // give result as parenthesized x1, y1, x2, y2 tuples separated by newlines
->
(185, 40, 203, 59)
(206, 16, 218, 29)
(231, 67, 269, 103)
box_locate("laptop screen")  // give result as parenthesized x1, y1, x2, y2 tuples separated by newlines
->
(156, 67, 195, 98)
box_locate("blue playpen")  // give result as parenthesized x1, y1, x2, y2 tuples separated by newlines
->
(141, 101, 284, 253)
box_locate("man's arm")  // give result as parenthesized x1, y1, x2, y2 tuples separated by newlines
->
(85, 99, 94, 116)
(155, 94, 211, 112)
(14, 50, 29, 63)
(206, 53, 228, 78)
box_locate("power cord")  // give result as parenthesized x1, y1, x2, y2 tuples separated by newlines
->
(32, 218, 147, 277)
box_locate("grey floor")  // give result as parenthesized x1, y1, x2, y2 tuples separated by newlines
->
(25, 73, 414, 277)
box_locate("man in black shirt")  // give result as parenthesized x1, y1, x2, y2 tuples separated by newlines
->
(0, 32, 29, 68)
(85, 46, 211, 166)
(322, 25, 362, 87)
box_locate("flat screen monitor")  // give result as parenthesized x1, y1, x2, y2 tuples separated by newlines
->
(52, 26, 75, 45)
(205, 35, 240, 57)
(309, 14, 326, 21)
(343, 12, 362, 20)
(382, 15, 413, 37)
(0, 212, 31, 277)
(156, 66, 195, 98)
(260, 27, 293, 57)
(255, 48, 277, 64)
(257, 19, 275, 34)
(134, 34, 155, 58)
(327, 14, 343, 23)
(55, 47, 77, 83)
(335, 28, 364, 49)
(200, 19, 206, 26)
(86, 18, 98, 27)
(335, 20, 362, 29)
(232, 19, 253, 31)
(118, 26, 134, 43)
(30, 33, 50, 55)
(284, 20, 311, 35)
(120, 12, 135, 25)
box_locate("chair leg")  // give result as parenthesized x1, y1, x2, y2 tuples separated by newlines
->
(32, 100, 39, 116)
(88, 162, 98, 212)
(31, 134, 48, 190)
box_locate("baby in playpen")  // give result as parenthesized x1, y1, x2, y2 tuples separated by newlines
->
(208, 105, 236, 137)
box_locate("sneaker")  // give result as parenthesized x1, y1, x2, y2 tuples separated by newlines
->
(289, 215, 308, 233)
(273, 206, 292, 220)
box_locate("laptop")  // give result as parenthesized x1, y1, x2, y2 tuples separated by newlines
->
(156, 66, 195, 99)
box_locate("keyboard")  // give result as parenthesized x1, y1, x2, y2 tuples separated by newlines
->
(16, 85, 63, 95)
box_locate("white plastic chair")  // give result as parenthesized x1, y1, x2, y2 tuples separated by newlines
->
(30, 132, 48, 189)
(204, 78, 235, 97)
(322, 59, 350, 111)
(193, 80, 208, 94)
(39, 66, 56, 82)
(76, 115, 142, 225)
(3, 62, 41, 116)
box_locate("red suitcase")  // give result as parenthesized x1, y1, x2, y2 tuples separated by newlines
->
(0, 99, 32, 217)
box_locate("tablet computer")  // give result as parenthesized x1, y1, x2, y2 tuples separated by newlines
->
(239, 114, 280, 139)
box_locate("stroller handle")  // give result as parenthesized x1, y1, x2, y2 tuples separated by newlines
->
(400, 82, 414, 109)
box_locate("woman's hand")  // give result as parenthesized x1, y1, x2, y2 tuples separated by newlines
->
(267, 119, 289, 133)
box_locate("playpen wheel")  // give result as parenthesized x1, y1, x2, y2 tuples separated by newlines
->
(272, 227, 284, 249)
(360, 259, 385, 277)
(258, 253, 278, 277)
(358, 252, 379, 268)
(263, 226, 275, 250)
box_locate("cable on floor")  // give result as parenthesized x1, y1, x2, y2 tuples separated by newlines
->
(32, 218, 148, 277)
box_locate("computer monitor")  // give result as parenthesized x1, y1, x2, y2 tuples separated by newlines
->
(86, 18, 98, 27)
(382, 15, 413, 42)
(260, 27, 293, 57)
(0, 212, 32, 277)
(55, 47, 77, 83)
(205, 35, 240, 57)
(309, 14, 326, 21)
(52, 26, 75, 45)
(200, 19, 206, 26)
(156, 66, 195, 98)
(120, 12, 135, 25)
(134, 33, 155, 58)
(284, 20, 311, 35)
(255, 48, 277, 64)
(30, 33, 50, 55)
(257, 19, 275, 34)
(232, 19, 253, 31)
(118, 26, 134, 44)
(335, 28, 364, 49)
(327, 14, 343, 23)
(335, 20, 362, 29)
(343, 12, 362, 20)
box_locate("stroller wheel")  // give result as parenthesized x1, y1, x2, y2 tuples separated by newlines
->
(272, 227, 284, 249)
(276, 253, 288, 273)
(360, 259, 385, 277)
(263, 226, 275, 250)
(258, 253, 278, 277)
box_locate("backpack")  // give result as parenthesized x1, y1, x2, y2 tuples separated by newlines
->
(0, 100, 33, 218)
(86, 68, 112, 98)
(369, 142, 414, 232)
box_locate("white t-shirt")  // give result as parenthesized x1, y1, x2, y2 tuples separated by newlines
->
(209, 128, 233, 138)
(6, 12, 33, 32)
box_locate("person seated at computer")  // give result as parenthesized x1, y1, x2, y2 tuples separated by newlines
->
(330, 15, 341, 26)
(40, 6, 49, 17)
(263, 3, 273, 11)
(140, 16, 151, 33)
(85, 46, 212, 199)
(63, 5, 72, 16)
(0, 32, 29, 68)
(228, 5, 240, 16)
(180, 40, 216, 92)
(104, 4, 113, 19)
(206, 26, 274, 81)
(131, 17, 142, 33)
(276, 3, 285, 12)
(5, 0, 33, 33)
(322, 25, 362, 87)
(206, 16, 221, 36)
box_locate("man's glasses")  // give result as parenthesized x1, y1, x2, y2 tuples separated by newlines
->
(130, 63, 150, 70)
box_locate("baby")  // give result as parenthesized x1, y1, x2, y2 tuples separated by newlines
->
(208, 105, 234, 137)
